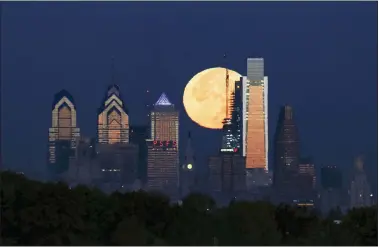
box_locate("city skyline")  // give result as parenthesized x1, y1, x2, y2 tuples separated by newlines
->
(2, 2, 377, 195)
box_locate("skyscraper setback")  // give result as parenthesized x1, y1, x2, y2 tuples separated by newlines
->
(48, 90, 80, 177)
(97, 84, 129, 144)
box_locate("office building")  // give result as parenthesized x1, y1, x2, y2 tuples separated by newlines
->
(96, 143, 139, 193)
(208, 112, 246, 196)
(246, 58, 268, 170)
(208, 152, 246, 196)
(297, 157, 317, 204)
(147, 140, 179, 195)
(231, 87, 242, 152)
(233, 58, 268, 170)
(150, 93, 179, 146)
(320, 165, 343, 214)
(130, 125, 149, 184)
(273, 105, 300, 203)
(65, 137, 100, 188)
(147, 93, 179, 195)
(350, 157, 372, 208)
(48, 90, 80, 179)
(246, 168, 272, 191)
(299, 157, 316, 189)
(97, 84, 129, 144)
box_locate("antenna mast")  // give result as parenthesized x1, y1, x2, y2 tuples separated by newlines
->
(224, 54, 230, 119)
(111, 56, 115, 84)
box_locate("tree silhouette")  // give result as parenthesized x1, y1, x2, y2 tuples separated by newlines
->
(1, 171, 377, 246)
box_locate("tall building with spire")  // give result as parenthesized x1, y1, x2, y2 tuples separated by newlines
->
(208, 66, 245, 197)
(350, 156, 372, 208)
(48, 90, 80, 179)
(147, 93, 179, 196)
(273, 105, 300, 203)
(181, 131, 196, 196)
(94, 60, 139, 193)
(97, 84, 129, 144)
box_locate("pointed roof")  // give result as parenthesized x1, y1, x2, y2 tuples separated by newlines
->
(52, 89, 76, 109)
(155, 93, 172, 106)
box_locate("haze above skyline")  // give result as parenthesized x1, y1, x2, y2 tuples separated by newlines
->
(1, 2, 377, 191)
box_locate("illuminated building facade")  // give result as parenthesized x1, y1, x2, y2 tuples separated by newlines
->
(299, 157, 316, 189)
(273, 105, 300, 202)
(181, 131, 196, 197)
(234, 58, 268, 170)
(97, 84, 129, 144)
(147, 140, 179, 195)
(246, 58, 268, 170)
(48, 90, 80, 178)
(151, 93, 179, 147)
(208, 117, 246, 196)
(147, 93, 179, 195)
(231, 86, 242, 152)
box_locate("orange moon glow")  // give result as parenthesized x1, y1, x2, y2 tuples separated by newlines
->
(183, 67, 242, 129)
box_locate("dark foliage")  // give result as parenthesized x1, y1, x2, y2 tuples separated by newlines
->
(1, 172, 377, 245)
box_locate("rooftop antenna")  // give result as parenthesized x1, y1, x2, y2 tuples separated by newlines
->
(111, 56, 115, 85)
(224, 53, 230, 120)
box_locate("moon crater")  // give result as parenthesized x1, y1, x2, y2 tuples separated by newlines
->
(183, 67, 242, 129)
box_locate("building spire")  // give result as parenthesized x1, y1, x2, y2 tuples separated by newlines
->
(223, 53, 230, 120)
(185, 131, 194, 163)
(111, 56, 116, 85)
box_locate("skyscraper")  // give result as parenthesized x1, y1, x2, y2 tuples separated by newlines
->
(147, 140, 179, 195)
(246, 58, 268, 170)
(96, 142, 139, 193)
(208, 109, 246, 197)
(65, 137, 99, 188)
(320, 165, 343, 214)
(234, 58, 268, 170)
(48, 90, 80, 178)
(129, 125, 149, 184)
(350, 157, 372, 208)
(150, 93, 179, 148)
(97, 84, 129, 144)
(273, 105, 300, 202)
(299, 157, 316, 189)
(147, 93, 179, 195)
(231, 87, 242, 152)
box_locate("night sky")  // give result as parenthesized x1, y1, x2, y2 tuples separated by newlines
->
(2, 2, 377, 192)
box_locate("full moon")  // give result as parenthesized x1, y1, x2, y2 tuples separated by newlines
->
(183, 67, 242, 129)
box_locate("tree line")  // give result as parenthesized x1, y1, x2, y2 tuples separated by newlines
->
(1, 171, 377, 245)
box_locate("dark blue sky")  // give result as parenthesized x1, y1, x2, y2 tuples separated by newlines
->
(2, 2, 377, 189)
